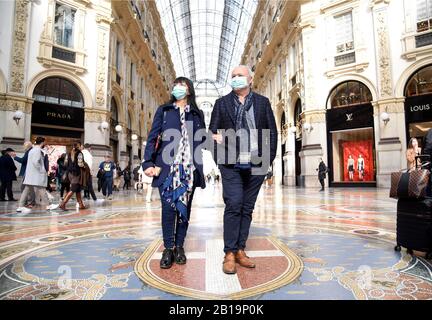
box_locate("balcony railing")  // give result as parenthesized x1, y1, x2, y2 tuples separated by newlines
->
(334, 52, 356, 67)
(416, 31, 432, 48)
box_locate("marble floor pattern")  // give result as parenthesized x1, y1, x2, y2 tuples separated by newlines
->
(0, 185, 431, 300)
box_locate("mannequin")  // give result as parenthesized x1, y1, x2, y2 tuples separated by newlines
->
(357, 154, 365, 181)
(347, 155, 355, 181)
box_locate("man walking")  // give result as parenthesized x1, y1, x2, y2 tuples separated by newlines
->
(16, 137, 58, 213)
(0, 148, 18, 201)
(317, 158, 328, 191)
(14, 141, 35, 206)
(81, 143, 97, 200)
(99, 155, 116, 200)
(209, 65, 277, 274)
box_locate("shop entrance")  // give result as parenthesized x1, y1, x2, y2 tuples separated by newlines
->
(404, 64, 432, 147)
(326, 81, 376, 187)
(31, 76, 84, 176)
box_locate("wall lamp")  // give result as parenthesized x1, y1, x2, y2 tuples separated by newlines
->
(303, 122, 313, 133)
(131, 134, 138, 141)
(99, 121, 109, 131)
(13, 110, 24, 125)
(115, 125, 123, 132)
(380, 111, 390, 125)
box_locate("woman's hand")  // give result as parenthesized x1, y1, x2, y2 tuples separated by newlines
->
(144, 167, 156, 177)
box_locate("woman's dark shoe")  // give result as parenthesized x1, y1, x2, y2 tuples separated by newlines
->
(174, 246, 187, 265)
(160, 248, 174, 269)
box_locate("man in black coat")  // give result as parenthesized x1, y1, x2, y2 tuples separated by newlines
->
(209, 65, 277, 275)
(0, 148, 18, 201)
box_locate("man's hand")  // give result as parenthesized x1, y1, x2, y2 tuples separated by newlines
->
(212, 134, 223, 144)
(144, 167, 156, 177)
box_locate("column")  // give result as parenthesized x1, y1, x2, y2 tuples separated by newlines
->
(0, 0, 31, 151)
(371, 0, 404, 188)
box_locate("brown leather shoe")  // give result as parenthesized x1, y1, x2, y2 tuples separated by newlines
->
(235, 249, 255, 268)
(222, 251, 237, 274)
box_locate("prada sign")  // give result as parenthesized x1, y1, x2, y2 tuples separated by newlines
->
(32, 101, 84, 129)
(405, 94, 432, 123)
(326, 103, 373, 131)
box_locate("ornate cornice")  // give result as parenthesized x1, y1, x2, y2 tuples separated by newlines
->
(0, 93, 33, 113)
(9, 0, 29, 93)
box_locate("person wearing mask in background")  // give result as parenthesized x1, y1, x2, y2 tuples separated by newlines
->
(81, 144, 97, 201)
(99, 155, 116, 200)
(58, 143, 86, 211)
(16, 137, 58, 213)
(56, 153, 70, 200)
(209, 65, 277, 275)
(0, 148, 18, 201)
(143, 76, 206, 269)
(317, 157, 328, 192)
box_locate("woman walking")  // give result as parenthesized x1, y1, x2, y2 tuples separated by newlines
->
(59, 143, 86, 211)
(142, 77, 206, 269)
(56, 153, 70, 200)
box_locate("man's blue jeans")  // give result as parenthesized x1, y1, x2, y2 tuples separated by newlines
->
(219, 165, 265, 253)
(102, 176, 113, 196)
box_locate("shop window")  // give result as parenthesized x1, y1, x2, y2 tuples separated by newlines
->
(54, 3, 76, 48)
(33, 77, 83, 108)
(405, 65, 432, 97)
(328, 81, 372, 108)
(334, 12, 355, 66)
(416, 0, 432, 32)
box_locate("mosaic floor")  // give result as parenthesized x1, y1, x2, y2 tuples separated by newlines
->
(0, 184, 431, 300)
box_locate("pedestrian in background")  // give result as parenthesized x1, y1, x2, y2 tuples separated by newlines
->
(0, 148, 17, 201)
(99, 155, 116, 200)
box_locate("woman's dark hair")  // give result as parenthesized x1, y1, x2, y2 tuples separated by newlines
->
(169, 77, 201, 116)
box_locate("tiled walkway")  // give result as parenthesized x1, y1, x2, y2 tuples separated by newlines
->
(0, 184, 431, 300)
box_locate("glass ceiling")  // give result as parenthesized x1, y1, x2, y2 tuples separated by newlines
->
(156, 0, 258, 91)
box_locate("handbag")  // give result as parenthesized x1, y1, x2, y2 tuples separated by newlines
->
(61, 171, 70, 184)
(390, 156, 431, 199)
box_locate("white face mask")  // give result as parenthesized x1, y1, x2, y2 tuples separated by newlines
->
(230, 76, 249, 90)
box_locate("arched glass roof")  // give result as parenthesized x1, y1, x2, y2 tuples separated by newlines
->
(156, 0, 258, 90)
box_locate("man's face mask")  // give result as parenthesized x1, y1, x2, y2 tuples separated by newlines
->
(230, 76, 249, 90)
(171, 84, 188, 100)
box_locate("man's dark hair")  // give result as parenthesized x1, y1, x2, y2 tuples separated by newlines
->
(84, 143, 91, 149)
(35, 137, 45, 145)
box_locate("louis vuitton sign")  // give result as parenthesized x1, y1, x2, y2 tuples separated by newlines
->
(326, 103, 374, 131)
(405, 95, 432, 123)
(32, 101, 84, 129)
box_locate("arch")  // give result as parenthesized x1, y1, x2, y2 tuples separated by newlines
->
(403, 64, 432, 97)
(324, 74, 378, 107)
(326, 80, 373, 109)
(126, 105, 138, 132)
(395, 57, 432, 97)
(33, 77, 84, 107)
(0, 68, 7, 92)
(27, 69, 92, 108)
(110, 95, 124, 124)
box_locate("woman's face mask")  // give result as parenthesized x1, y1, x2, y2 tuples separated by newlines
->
(230, 76, 249, 90)
(171, 84, 188, 100)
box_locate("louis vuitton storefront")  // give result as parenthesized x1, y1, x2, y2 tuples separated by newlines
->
(326, 81, 377, 187)
(404, 65, 432, 147)
(31, 77, 84, 163)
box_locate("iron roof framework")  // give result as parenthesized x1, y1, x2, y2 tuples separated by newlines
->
(156, 0, 258, 90)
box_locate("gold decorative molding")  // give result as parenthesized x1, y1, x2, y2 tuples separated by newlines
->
(0, 94, 33, 113)
(372, 97, 405, 115)
(375, 9, 393, 98)
(84, 108, 110, 123)
(9, 0, 30, 93)
(302, 109, 327, 124)
(96, 29, 109, 107)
